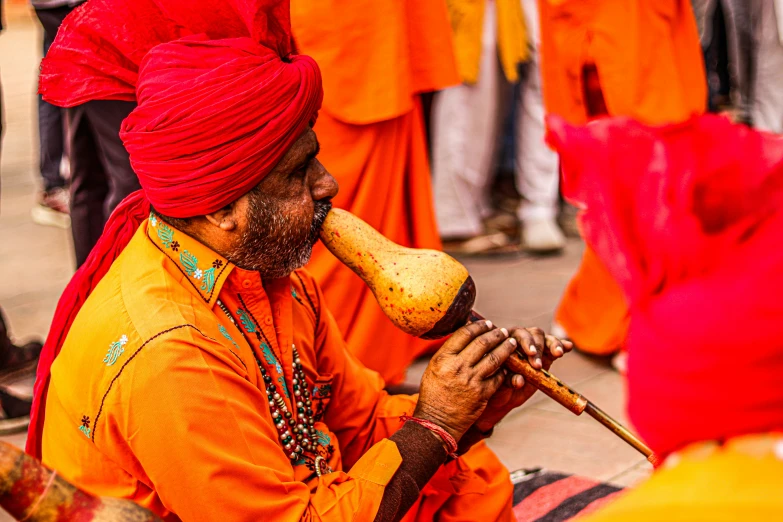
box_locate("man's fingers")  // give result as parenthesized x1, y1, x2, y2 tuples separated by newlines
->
(545, 335, 566, 358)
(512, 329, 543, 369)
(461, 327, 510, 365)
(506, 371, 525, 389)
(439, 320, 494, 355)
(474, 336, 518, 377)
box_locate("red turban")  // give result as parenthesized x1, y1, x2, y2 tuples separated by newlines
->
(28, 2, 322, 458)
(547, 114, 783, 457)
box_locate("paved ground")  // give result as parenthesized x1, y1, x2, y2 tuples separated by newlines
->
(0, 3, 650, 517)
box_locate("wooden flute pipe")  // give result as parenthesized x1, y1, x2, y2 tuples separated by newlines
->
(320, 209, 658, 465)
(0, 442, 160, 522)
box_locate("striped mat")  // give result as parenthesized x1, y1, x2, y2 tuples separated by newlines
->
(511, 469, 623, 522)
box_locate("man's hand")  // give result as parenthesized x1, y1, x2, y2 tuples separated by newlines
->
(472, 327, 573, 434)
(413, 320, 518, 442)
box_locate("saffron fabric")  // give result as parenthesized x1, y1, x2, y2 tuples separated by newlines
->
(291, 0, 460, 384)
(547, 114, 783, 457)
(41, 217, 514, 521)
(538, 0, 706, 355)
(29, 1, 322, 458)
(575, 435, 783, 521)
(445, 0, 529, 84)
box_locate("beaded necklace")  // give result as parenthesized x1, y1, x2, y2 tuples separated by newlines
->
(216, 299, 332, 476)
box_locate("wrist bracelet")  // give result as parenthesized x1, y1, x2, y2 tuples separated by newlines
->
(400, 415, 459, 459)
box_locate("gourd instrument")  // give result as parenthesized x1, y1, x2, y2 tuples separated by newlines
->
(321, 209, 657, 465)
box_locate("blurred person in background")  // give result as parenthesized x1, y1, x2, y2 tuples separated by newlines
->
(548, 113, 783, 522)
(431, 0, 564, 255)
(692, 0, 753, 123)
(750, 0, 783, 133)
(540, 0, 706, 368)
(39, 0, 139, 268)
(0, 0, 43, 435)
(291, 0, 460, 386)
(29, 0, 78, 229)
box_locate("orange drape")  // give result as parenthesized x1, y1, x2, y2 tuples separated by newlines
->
(539, 0, 706, 354)
(292, 0, 460, 383)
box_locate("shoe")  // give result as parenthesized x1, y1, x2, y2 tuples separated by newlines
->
(0, 381, 33, 435)
(0, 309, 42, 385)
(521, 218, 566, 254)
(31, 187, 71, 229)
(442, 232, 520, 257)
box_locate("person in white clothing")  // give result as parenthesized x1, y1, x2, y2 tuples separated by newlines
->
(432, 0, 565, 255)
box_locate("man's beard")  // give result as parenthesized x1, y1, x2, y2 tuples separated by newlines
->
(224, 188, 332, 278)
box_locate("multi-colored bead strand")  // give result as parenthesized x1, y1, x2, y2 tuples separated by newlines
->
(216, 300, 321, 466)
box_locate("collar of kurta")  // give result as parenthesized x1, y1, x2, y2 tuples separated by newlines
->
(146, 212, 235, 305)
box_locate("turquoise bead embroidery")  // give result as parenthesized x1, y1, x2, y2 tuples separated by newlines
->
(315, 429, 331, 446)
(237, 309, 257, 333)
(219, 325, 241, 351)
(180, 250, 217, 294)
(261, 343, 283, 375)
(103, 334, 128, 366)
(156, 222, 175, 249)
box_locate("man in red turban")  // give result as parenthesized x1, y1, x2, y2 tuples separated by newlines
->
(29, 1, 572, 520)
(546, 114, 783, 520)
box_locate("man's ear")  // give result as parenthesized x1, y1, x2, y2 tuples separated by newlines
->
(204, 203, 238, 232)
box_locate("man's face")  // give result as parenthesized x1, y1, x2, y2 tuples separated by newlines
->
(224, 129, 338, 278)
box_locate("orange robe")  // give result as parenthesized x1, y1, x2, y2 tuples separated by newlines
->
(41, 216, 513, 521)
(575, 434, 783, 521)
(292, 0, 460, 384)
(538, 0, 706, 354)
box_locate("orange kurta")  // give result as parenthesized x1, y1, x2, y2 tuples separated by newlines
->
(575, 435, 783, 521)
(41, 215, 512, 521)
(539, 0, 706, 354)
(292, 0, 460, 384)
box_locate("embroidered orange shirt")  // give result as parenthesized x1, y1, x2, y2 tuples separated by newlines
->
(40, 216, 493, 521)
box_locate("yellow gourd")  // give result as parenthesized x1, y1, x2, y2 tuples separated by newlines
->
(319, 209, 475, 339)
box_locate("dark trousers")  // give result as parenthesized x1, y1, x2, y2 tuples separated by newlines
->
(34, 6, 72, 192)
(67, 99, 139, 267)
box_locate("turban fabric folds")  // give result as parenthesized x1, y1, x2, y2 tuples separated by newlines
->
(28, 2, 322, 458)
(547, 114, 783, 457)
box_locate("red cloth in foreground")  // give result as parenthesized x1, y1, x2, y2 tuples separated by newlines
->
(546, 114, 783, 457)
(28, 29, 322, 457)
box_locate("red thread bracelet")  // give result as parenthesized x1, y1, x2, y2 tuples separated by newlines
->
(400, 415, 459, 459)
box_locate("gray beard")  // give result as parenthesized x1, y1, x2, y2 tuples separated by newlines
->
(223, 188, 331, 279)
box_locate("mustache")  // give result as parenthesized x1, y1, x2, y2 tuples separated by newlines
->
(311, 199, 332, 235)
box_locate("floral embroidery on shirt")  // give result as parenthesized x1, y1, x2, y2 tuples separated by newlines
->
(212, 259, 223, 269)
(291, 286, 298, 299)
(180, 250, 216, 293)
(315, 429, 331, 446)
(218, 325, 241, 351)
(103, 334, 128, 366)
(237, 309, 257, 334)
(261, 342, 283, 375)
(156, 222, 175, 249)
(149, 215, 158, 227)
(79, 415, 91, 438)
(170, 241, 180, 252)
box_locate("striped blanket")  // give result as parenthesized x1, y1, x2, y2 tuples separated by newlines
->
(511, 469, 623, 522)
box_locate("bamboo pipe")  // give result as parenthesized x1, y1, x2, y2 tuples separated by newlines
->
(320, 209, 659, 465)
(0, 442, 160, 522)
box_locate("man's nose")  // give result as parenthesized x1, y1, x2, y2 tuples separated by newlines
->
(310, 159, 339, 201)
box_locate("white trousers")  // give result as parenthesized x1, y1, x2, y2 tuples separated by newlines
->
(431, 0, 559, 239)
(751, 0, 783, 133)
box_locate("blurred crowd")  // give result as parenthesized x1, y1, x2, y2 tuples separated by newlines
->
(0, 0, 782, 431)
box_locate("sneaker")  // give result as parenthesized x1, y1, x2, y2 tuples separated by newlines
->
(521, 218, 566, 254)
(31, 187, 71, 229)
